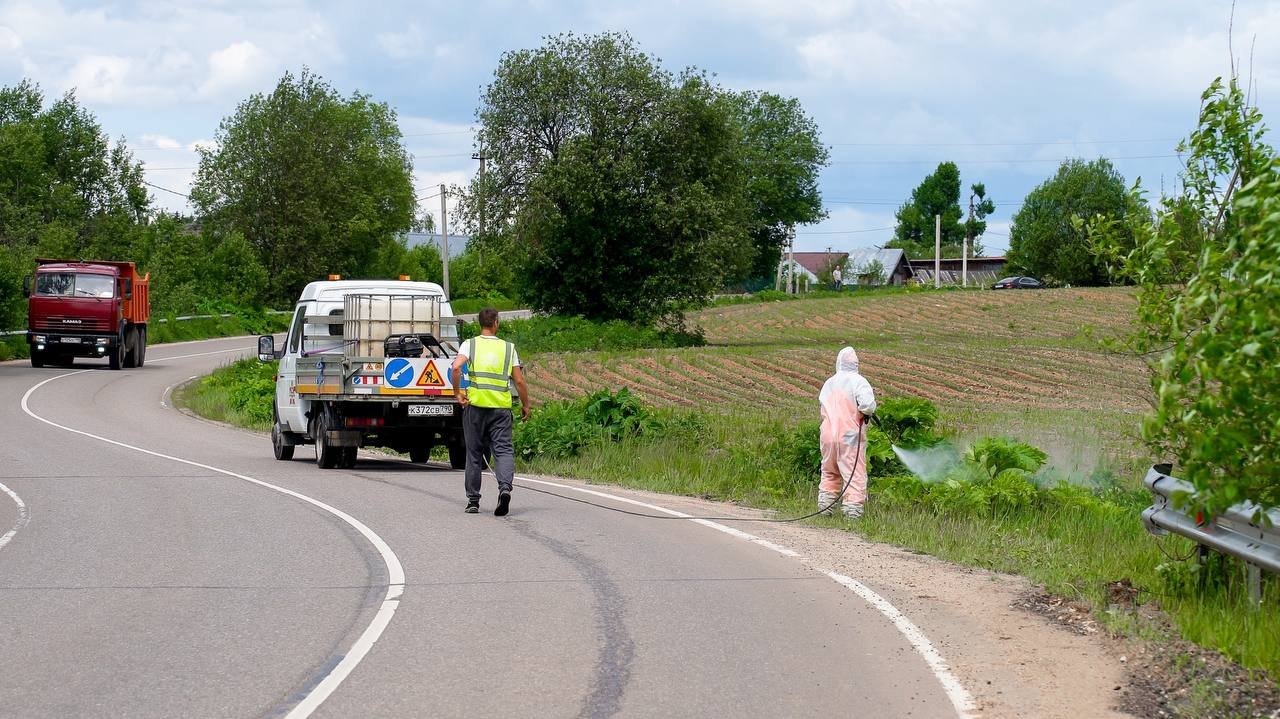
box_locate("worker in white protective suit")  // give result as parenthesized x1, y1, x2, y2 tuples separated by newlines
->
(818, 347, 877, 518)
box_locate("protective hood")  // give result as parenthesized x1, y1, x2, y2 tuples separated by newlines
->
(836, 346, 860, 374)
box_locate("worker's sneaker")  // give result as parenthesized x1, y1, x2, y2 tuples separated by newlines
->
(494, 490, 511, 517)
(842, 502, 864, 520)
(817, 490, 839, 515)
(464, 499, 479, 514)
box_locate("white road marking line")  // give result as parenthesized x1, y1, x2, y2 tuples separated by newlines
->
(0, 482, 29, 550)
(20, 370, 404, 719)
(515, 474, 977, 719)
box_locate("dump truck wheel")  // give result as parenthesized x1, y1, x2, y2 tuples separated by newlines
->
(30, 351, 45, 368)
(409, 447, 431, 463)
(108, 338, 123, 370)
(340, 447, 358, 469)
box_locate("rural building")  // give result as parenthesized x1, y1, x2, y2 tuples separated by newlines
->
(843, 248, 912, 286)
(908, 255, 1007, 286)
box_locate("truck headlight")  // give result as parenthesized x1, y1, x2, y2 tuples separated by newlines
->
(33, 335, 46, 343)
(96, 337, 109, 345)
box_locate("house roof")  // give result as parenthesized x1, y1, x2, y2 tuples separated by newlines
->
(845, 247, 908, 272)
(789, 251, 848, 277)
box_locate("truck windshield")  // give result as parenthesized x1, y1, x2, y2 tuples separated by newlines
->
(36, 273, 114, 298)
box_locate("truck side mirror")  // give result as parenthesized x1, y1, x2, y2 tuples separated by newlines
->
(123, 278, 133, 300)
(257, 335, 276, 362)
(22, 275, 31, 298)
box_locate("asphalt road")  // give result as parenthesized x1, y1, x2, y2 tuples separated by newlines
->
(0, 336, 964, 718)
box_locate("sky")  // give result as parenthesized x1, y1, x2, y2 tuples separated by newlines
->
(2, 0, 1278, 255)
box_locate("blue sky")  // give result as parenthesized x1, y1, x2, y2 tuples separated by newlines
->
(3, 0, 1277, 254)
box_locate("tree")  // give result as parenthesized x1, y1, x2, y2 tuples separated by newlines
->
(729, 91, 829, 282)
(1090, 77, 1278, 516)
(887, 162, 990, 259)
(0, 80, 149, 327)
(191, 70, 415, 306)
(1008, 158, 1146, 285)
(467, 32, 757, 324)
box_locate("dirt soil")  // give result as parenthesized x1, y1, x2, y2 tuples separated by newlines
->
(526, 475, 1136, 719)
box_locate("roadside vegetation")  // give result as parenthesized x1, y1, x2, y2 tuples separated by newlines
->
(461, 315, 705, 353)
(187, 284, 1279, 692)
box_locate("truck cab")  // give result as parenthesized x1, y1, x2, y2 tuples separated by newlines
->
(265, 279, 466, 469)
(25, 259, 150, 369)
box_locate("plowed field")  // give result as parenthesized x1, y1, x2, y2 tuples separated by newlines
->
(520, 287, 1149, 463)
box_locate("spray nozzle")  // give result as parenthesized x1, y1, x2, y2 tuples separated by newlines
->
(864, 412, 880, 427)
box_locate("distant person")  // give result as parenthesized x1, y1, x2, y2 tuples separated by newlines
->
(818, 346, 876, 518)
(451, 308, 531, 516)
(831, 267, 843, 291)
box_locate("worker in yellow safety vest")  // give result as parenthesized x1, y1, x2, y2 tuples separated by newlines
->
(450, 307, 531, 516)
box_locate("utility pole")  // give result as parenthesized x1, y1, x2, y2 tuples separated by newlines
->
(934, 214, 941, 289)
(964, 192, 975, 287)
(471, 148, 488, 235)
(440, 184, 450, 298)
(787, 227, 796, 295)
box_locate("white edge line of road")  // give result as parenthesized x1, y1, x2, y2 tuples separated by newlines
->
(18, 351, 405, 719)
(0, 482, 30, 550)
(515, 474, 978, 719)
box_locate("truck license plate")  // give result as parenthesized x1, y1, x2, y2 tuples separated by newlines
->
(60, 337, 81, 343)
(409, 404, 453, 417)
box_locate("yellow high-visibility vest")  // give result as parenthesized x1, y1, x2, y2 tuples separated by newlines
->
(465, 335, 514, 409)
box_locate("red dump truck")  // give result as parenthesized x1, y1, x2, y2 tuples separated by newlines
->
(24, 259, 151, 369)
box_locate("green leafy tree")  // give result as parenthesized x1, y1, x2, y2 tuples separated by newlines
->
(729, 91, 829, 282)
(0, 80, 149, 326)
(1090, 77, 1278, 516)
(1008, 158, 1147, 285)
(467, 32, 817, 324)
(887, 162, 991, 259)
(191, 69, 415, 306)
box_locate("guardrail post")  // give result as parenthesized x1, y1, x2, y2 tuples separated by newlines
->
(1247, 562, 1262, 609)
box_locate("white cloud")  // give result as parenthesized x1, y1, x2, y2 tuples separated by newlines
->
(377, 23, 424, 60)
(63, 54, 133, 103)
(140, 133, 182, 150)
(199, 41, 270, 99)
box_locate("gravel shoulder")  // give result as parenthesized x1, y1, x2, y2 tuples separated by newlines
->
(519, 472, 1134, 719)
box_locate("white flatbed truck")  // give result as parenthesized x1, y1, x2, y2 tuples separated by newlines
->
(258, 279, 467, 469)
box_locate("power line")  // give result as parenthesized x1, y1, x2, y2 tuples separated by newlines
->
(796, 226, 894, 236)
(828, 137, 1180, 147)
(828, 153, 1182, 165)
(142, 180, 190, 199)
(402, 129, 475, 137)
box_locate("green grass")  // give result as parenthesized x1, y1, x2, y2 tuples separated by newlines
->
(451, 296, 520, 314)
(176, 358, 277, 431)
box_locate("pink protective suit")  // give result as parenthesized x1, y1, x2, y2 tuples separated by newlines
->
(818, 347, 877, 512)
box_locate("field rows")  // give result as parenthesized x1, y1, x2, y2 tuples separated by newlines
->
(520, 288, 1151, 465)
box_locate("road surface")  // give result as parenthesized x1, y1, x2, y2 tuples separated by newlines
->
(0, 336, 968, 718)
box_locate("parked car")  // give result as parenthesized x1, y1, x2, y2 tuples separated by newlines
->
(992, 276, 1043, 289)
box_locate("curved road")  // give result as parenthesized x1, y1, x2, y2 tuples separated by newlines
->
(0, 336, 967, 718)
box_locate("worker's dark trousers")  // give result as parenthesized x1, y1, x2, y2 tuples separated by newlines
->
(464, 405, 515, 500)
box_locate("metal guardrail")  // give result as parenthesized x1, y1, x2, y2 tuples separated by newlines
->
(1143, 464, 1279, 606)
(2, 310, 293, 337)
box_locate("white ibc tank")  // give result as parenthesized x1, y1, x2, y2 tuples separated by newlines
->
(344, 293, 442, 358)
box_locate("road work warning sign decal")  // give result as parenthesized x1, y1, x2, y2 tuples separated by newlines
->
(416, 361, 445, 387)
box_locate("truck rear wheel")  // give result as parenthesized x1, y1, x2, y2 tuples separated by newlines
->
(314, 411, 339, 469)
(340, 447, 358, 469)
(137, 327, 146, 367)
(409, 447, 432, 463)
(448, 441, 467, 470)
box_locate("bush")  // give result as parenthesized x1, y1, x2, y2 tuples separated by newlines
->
(514, 388, 661, 460)
(963, 436, 1048, 480)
